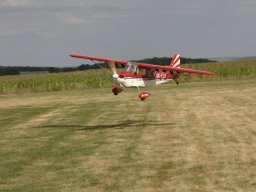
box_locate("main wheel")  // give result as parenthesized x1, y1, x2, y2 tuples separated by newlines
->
(112, 87, 123, 95)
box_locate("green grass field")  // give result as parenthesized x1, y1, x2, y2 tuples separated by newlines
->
(0, 79, 256, 191)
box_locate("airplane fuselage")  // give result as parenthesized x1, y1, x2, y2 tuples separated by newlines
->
(115, 77, 171, 87)
(114, 71, 174, 88)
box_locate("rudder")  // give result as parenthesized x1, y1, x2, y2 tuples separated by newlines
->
(170, 54, 181, 68)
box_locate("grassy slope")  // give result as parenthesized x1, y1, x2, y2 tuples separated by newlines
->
(0, 79, 256, 191)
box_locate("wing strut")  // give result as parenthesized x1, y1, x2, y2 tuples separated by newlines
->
(91, 60, 107, 71)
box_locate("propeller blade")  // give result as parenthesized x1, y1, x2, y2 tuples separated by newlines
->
(107, 61, 117, 74)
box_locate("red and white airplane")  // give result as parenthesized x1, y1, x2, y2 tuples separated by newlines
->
(70, 53, 214, 101)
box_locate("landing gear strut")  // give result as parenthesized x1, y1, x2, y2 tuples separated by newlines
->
(174, 79, 179, 85)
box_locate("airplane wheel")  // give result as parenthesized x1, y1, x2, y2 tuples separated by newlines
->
(112, 87, 118, 95)
(138, 92, 150, 101)
(112, 87, 123, 96)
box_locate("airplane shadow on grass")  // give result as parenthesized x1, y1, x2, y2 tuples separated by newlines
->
(35, 120, 175, 131)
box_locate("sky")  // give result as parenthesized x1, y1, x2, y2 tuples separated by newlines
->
(0, 0, 256, 67)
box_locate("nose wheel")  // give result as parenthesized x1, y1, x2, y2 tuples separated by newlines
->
(112, 87, 123, 95)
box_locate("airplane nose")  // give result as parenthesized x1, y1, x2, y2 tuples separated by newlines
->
(113, 74, 119, 79)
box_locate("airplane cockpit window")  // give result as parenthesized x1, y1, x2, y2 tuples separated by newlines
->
(140, 68, 146, 76)
(146, 68, 155, 77)
(125, 62, 138, 74)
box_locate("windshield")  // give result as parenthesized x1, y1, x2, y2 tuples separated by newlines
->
(125, 62, 137, 74)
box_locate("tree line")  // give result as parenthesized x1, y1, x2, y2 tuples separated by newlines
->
(0, 57, 215, 76)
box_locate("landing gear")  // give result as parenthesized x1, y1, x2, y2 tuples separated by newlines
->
(172, 73, 180, 85)
(112, 87, 123, 95)
(136, 86, 150, 101)
(112, 86, 151, 101)
(138, 92, 151, 101)
(174, 79, 179, 85)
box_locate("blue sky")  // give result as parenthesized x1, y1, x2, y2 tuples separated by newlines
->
(1, 0, 256, 66)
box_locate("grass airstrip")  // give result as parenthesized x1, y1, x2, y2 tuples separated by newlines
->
(0, 80, 256, 191)
(0, 78, 256, 191)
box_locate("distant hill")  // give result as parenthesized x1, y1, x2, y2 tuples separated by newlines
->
(209, 56, 256, 62)
(134, 57, 213, 65)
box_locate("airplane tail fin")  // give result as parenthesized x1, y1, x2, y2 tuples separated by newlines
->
(170, 54, 181, 68)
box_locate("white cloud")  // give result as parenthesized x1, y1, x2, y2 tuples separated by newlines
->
(57, 13, 92, 25)
(1, 0, 34, 7)
(0, 28, 55, 38)
(56, 12, 127, 25)
(93, 13, 127, 19)
(28, 28, 55, 38)
(0, 29, 16, 38)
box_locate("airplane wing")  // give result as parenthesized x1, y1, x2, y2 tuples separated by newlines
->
(137, 63, 214, 75)
(70, 54, 214, 75)
(69, 54, 128, 65)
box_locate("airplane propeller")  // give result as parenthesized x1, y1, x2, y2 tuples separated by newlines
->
(107, 61, 119, 78)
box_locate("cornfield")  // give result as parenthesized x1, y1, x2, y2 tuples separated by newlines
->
(0, 59, 255, 94)
(180, 58, 256, 82)
(0, 70, 113, 94)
